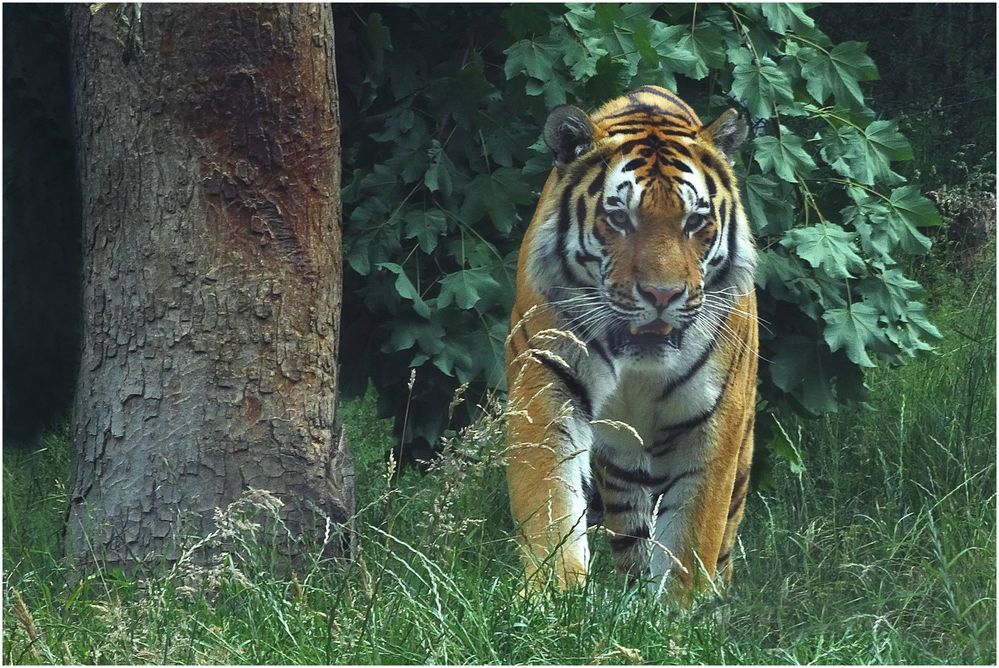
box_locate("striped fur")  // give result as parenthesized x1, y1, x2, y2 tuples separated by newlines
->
(505, 87, 758, 596)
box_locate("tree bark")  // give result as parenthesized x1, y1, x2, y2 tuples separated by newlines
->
(66, 4, 353, 571)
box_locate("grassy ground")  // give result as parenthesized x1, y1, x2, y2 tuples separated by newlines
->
(3, 244, 994, 665)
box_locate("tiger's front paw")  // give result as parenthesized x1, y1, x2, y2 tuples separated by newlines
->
(520, 550, 589, 595)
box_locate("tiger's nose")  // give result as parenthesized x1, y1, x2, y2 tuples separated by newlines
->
(637, 283, 685, 308)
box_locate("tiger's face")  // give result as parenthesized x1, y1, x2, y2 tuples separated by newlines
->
(531, 87, 751, 357)
(595, 154, 714, 348)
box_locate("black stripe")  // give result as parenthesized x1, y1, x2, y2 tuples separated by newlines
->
(706, 198, 739, 290)
(717, 549, 731, 565)
(603, 500, 638, 514)
(619, 137, 657, 154)
(667, 159, 693, 173)
(568, 146, 616, 175)
(617, 136, 693, 159)
(647, 438, 681, 459)
(599, 476, 629, 493)
(660, 139, 694, 159)
(529, 351, 593, 419)
(552, 422, 573, 441)
(740, 414, 755, 451)
(556, 179, 587, 287)
(703, 226, 720, 253)
(603, 104, 690, 125)
(508, 332, 522, 359)
(653, 468, 701, 500)
(606, 125, 653, 136)
(648, 402, 720, 458)
(727, 489, 748, 519)
(589, 338, 617, 373)
(657, 336, 718, 402)
(727, 465, 751, 519)
(597, 456, 665, 487)
(707, 200, 727, 260)
(609, 524, 650, 551)
(575, 195, 597, 262)
(732, 467, 749, 495)
(658, 401, 719, 437)
(512, 307, 532, 351)
(633, 86, 697, 121)
(656, 502, 676, 517)
(587, 168, 606, 196)
(654, 330, 748, 458)
(701, 152, 730, 191)
(607, 127, 698, 140)
(622, 158, 645, 172)
(704, 172, 716, 197)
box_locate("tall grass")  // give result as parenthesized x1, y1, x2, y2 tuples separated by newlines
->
(3, 245, 994, 664)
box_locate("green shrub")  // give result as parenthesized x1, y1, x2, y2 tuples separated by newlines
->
(334, 3, 942, 454)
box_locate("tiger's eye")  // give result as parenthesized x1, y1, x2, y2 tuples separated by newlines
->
(607, 209, 632, 231)
(685, 213, 710, 235)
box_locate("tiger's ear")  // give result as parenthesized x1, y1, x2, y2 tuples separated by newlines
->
(544, 105, 596, 167)
(704, 109, 748, 163)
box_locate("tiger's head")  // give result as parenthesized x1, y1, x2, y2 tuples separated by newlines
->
(527, 86, 755, 356)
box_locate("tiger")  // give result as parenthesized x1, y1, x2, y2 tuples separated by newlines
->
(504, 85, 758, 597)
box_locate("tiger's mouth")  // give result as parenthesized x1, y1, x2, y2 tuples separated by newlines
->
(623, 319, 683, 350)
(629, 320, 673, 337)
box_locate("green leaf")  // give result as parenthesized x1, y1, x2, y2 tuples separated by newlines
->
(404, 209, 448, 254)
(760, 3, 815, 35)
(460, 167, 535, 233)
(819, 120, 910, 186)
(425, 140, 456, 196)
(900, 300, 943, 341)
(437, 267, 502, 310)
(841, 188, 896, 262)
(647, 23, 699, 78)
(858, 267, 923, 321)
(844, 185, 937, 257)
(365, 12, 392, 63)
(377, 262, 431, 318)
(743, 174, 796, 235)
(583, 54, 632, 102)
(865, 120, 913, 162)
(387, 320, 446, 355)
(731, 55, 794, 119)
(675, 24, 726, 80)
(767, 415, 806, 477)
(781, 224, 866, 279)
(371, 107, 415, 143)
(799, 41, 878, 108)
(433, 338, 474, 378)
(504, 37, 559, 81)
(822, 303, 882, 367)
(562, 36, 606, 79)
(504, 37, 567, 105)
(888, 184, 943, 229)
(768, 334, 838, 413)
(345, 234, 372, 276)
(385, 126, 432, 184)
(480, 127, 518, 168)
(753, 130, 817, 182)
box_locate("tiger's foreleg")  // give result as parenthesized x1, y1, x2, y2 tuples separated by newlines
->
(650, 294, 758, 595)
(505, 349, 594, 591)
(592, 452, 653, 579)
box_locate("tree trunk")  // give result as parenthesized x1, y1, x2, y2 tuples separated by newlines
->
(66, 4, 353, 571)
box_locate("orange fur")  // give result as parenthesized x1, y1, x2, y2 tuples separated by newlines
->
(505, 87, 758, 597)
